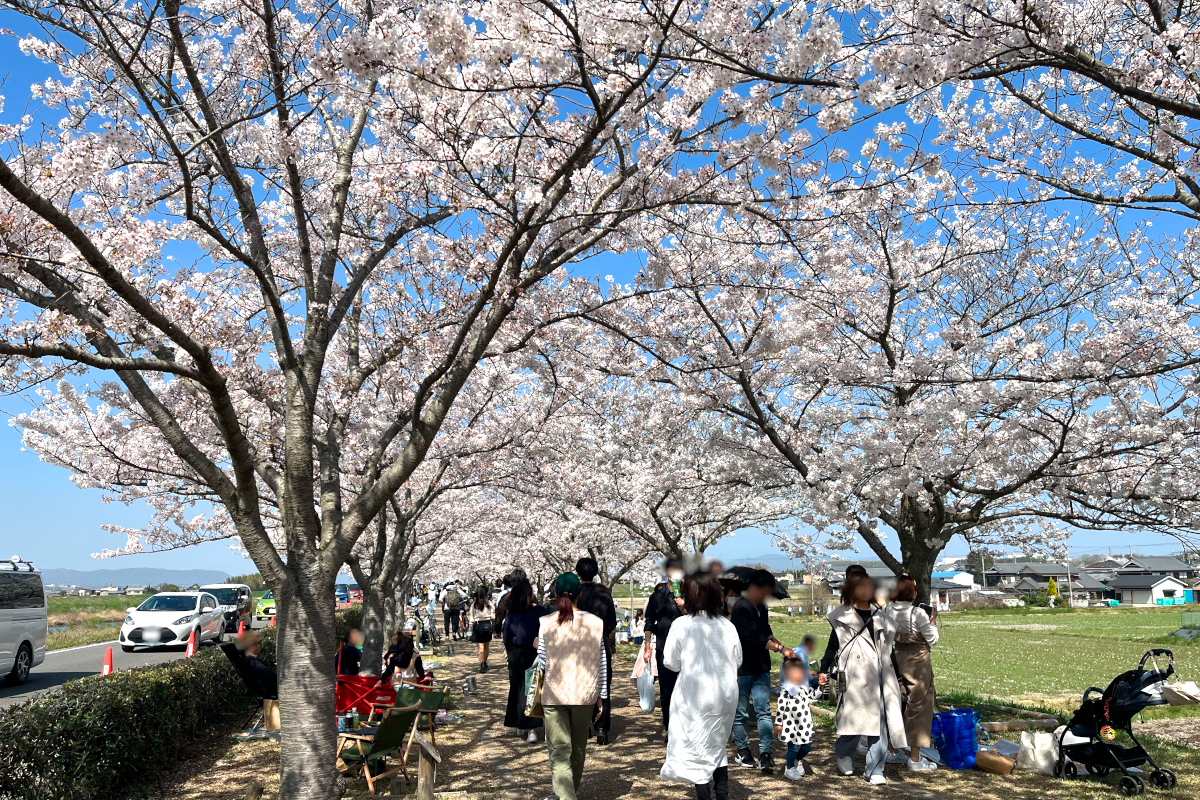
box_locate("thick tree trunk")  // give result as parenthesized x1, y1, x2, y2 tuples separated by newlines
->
(276, 567, 339, 800)
(360, 585, 386, 673)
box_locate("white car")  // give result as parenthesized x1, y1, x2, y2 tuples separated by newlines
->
(119, 592, 224, 652)
(0, 558, 47, 685)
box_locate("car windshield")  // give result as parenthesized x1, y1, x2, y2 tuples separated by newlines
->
(208, 588, 239, 604)
(261, 590, 273, 600)
(137, 595, 197, 612)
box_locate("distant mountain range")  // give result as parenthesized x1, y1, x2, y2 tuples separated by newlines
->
(39, 567, 230, 589)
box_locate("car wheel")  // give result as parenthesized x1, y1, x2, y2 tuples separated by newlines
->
(121, 644, 135, 653)
(6, 643, 32, 685)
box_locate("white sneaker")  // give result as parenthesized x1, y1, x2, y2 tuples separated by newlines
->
(907, 758, 937, 771)
(783, 765, 804, 780)
(868, 773, 887, 785)
(885, 752, 909, 764)
(526, 730, 538, 743)
(837, 756, 854, 776)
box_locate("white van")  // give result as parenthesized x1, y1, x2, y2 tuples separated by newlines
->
(0, 558, 47, 685)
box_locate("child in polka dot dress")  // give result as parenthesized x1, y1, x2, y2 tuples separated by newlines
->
(775, 658, 820, 780)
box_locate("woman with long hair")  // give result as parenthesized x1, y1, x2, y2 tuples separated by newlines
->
(659, 571, 742, 800)
(503, 578, 547, 742)
(885, 575, 940, 770)
(468, 584, 495, 673)
(817, 573, 906, 785)
(382, 625, 425, 684)
(536, 573, 608, 800)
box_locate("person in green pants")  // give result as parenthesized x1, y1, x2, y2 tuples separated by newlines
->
(536, 573, 609, 800)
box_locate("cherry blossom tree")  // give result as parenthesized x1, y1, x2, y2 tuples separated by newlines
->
(515, 379, 803, 560)
(872, 0, 1200, 219)
(592, 154, 1200, 597)
(0, 2, 855, 795)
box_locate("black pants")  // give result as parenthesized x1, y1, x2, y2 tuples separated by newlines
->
(694, 767, 729, 800)
(443, 608, 453, 637)
(655, 644, 679, 731)
(592, 643, 613, 733)
(504, 645, 543, 730)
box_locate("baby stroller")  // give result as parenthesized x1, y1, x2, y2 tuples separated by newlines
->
(1055, 648, 1177, 795)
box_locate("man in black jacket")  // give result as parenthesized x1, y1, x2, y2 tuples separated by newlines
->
(576, 557, 618, 744)
(731, 569, 794, 774)
(642, 562, 685, 735)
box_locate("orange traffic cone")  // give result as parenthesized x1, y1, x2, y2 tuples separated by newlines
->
(185, 628, 198, 658)
(270, 615, 277, 627)
(101, 646, 115, 676)
(238, 620, 246, 636)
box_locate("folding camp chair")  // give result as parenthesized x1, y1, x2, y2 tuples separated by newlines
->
(337, 701, 421, 795)
(336, 674, 399, 715)
(396, 683, 445, 757)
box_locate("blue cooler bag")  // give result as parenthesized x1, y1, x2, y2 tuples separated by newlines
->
(932, 709, 981, 769)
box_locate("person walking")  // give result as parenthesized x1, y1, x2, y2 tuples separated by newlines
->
(885, 575, 940, 771)
(630, 610, 646, 645)
(503, 578, 547, 742)
(643, 563, 685, 734)
(730, 569, 793, 774)
(775, 658, 819, 780)
(441, 583, 463, 639)
(468, 585, 495, 673)
(659, 571, 742, 800)
(818, 572, 907, 785)
(575, 557, 618, 745)
(537, 573, 608, 800)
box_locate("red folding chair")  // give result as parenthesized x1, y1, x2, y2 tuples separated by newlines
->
(335, 674, 398, 716)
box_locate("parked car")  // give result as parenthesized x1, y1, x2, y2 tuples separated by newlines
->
(0, 558, 47, 685)
(119, 592, 224, 651)
(255, 590, 276, 622)
(199, 583, 254, 632)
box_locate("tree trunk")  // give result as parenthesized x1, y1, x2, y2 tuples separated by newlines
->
(899, 522, 943, 606)
(276, 567, 339, 800)
(360, 584, 386, 673)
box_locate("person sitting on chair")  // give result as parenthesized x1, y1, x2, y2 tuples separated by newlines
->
(235, 630, 278, 699)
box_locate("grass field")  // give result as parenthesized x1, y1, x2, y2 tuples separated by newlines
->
(771, 605, 1199, 713)
(45, 594, 139, 649)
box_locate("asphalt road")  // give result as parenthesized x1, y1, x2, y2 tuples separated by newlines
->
(0, 620, 270, 709)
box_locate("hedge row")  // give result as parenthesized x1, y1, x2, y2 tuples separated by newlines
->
(0, 605, 362, 800)
(0, 633, 276, 800)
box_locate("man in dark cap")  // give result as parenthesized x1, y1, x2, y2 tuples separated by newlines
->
(731, 569, 794, 774)
(576, 557, 618, 744)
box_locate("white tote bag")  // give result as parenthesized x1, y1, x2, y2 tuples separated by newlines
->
(1015, 730, 1058, 775)
(637, 665, 656, 713)
(1162, 680, 1200, 706)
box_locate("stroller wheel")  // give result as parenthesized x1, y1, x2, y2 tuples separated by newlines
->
(1149, 769, 1176, 790)
(1119, 776, 1146, 796)
(1063, 762, 1078, 779)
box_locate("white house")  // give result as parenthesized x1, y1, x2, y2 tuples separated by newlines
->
(1107, 574, 1190, 606)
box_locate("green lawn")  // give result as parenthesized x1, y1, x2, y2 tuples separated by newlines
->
(771, 605, 1198, 713)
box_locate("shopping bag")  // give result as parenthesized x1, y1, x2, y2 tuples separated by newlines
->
(1162, 680, 1200, 706)
(524, 664, 544, 719)
(1015, 730, 1058, 775)
(637, 663, 656, 713)
(932, 710, 981, 770)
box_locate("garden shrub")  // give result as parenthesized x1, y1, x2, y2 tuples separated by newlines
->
(0, 632, 277, 800)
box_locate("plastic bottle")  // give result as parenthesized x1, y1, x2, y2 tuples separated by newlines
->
(351, 706, 359, 730)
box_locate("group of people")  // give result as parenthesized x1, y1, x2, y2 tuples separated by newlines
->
(323, 557, 939, 800)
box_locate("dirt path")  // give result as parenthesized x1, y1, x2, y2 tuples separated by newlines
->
(160, 644, 1197, 800)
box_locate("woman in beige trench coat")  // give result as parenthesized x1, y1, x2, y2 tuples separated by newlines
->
(885, 575, 940, 771)
(818, 573, 907, 785)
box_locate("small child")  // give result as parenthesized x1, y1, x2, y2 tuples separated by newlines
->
(775, 657, 819, 780)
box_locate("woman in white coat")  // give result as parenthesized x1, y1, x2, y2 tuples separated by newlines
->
(818, 572, 907, 785)
(660, 571, 742, 800)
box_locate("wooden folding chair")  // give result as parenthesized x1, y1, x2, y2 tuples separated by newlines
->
(336, 701, 421, 795)
(396, 684, 445, 757)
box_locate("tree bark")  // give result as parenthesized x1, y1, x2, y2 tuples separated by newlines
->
(360, 583, 386, 673)
(275, 564, 339, 800)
